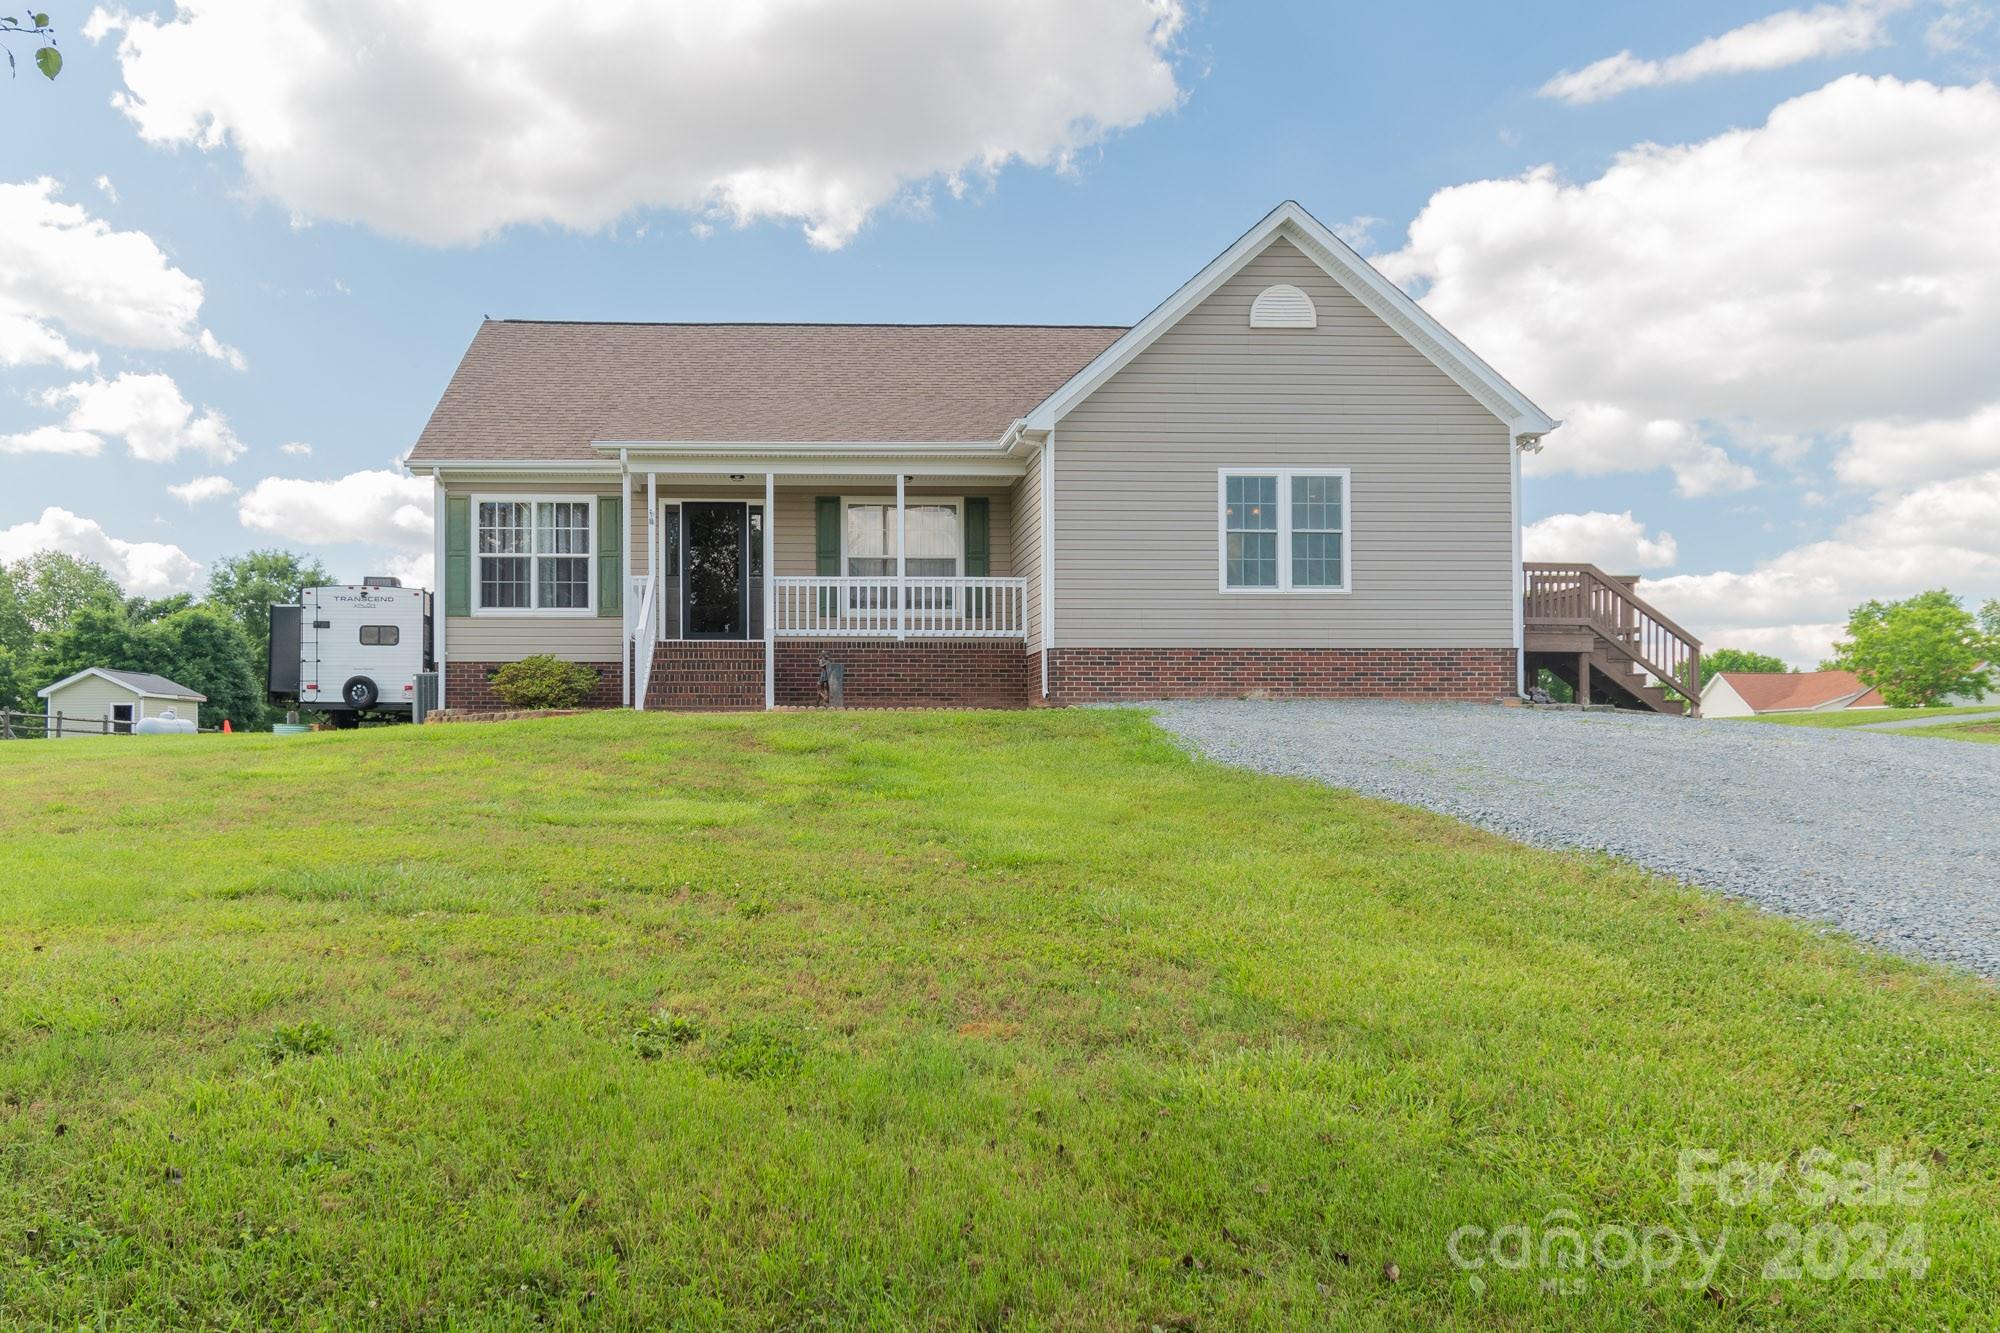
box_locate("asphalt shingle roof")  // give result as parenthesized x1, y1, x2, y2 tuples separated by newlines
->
(97, 669, 206, 699)
(406, 320, 1128, 463)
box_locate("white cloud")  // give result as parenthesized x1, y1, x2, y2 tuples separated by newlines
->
(0, 176, 237, 368)
(88, 0, 1186, 250)
(43, 372, 244, 464)
(94, 174, 118, 202)
(167, 474, 238, 504)
(1640, 470, 2000, 665)
(1523, 510, 1679, 570)
(1927, 0, 1996, 54)
(1534, 403, 1759, 496)
(278, 441, 312, 456)
(0, 506, 202, 597)
(1379, 75, 2000, 492)
(236, 469, 433, 548)
(1836, 402, 2000, 489)
(1539, 1, 1907, 104)
(1331, 215, 1382, 251)
(0, 425, 103, 457)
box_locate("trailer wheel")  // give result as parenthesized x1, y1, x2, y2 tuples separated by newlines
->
(341, 676, 379, 710)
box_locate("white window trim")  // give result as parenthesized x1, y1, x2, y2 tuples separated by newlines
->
(469, 494, 598, 617)
(1215, 467, 1351, 595)
(838, 494, 966, 575)
(107, 701, 136, 734)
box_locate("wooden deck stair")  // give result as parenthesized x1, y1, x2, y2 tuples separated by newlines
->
(1523, 563, 1703, 716)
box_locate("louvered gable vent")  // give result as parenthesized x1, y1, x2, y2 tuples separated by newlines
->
(1249, 283, 1316, 329)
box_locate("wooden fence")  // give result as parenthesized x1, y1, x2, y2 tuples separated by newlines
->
(0, 708, 217, 740)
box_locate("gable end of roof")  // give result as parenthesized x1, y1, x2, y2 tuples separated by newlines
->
(1024, 200, 1559, 440)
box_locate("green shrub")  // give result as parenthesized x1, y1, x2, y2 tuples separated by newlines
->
(490, 655, 598, 710)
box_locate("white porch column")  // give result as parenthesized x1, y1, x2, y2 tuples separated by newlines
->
(642, 471, 656, 711)
(764, 471, 775, 710)
(620, 454, 632, 708)
(432, 475, 448, 710)
(895, 471, 907, 641)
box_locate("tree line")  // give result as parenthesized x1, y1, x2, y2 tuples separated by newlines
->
(1699, 590, 1996, 708)
(0, 549, 331, 730)
(1539, 589, 1994, 709)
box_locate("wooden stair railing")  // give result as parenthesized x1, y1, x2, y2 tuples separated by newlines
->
(1524, 562, 1703, 712)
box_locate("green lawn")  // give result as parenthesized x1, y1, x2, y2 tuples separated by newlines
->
(1924, 720, 2000, 746)
(3, 712, 1996, 1328)
(1734, 703, 2000, 729)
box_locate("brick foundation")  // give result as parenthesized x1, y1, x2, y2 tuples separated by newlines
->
(443, 660, 623, 712)
(776, 640, 1031, 708)
(1044, 647, 1516, 704)
(646, 642, 766, 711)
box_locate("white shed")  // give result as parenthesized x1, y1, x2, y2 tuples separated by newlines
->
(35, 668, 206, 738)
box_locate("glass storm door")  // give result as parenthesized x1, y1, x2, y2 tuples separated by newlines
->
(683, 502, 747, 639)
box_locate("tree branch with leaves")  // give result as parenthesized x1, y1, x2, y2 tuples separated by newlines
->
(1, 11, 61, 81)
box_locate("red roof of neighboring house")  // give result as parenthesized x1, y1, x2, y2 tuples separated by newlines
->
(1714, 669, 1886, 713)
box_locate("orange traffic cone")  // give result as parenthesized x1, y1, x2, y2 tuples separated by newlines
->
(222, 719, 233, 733)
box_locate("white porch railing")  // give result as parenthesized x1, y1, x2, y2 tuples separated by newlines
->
(771, 576, 1028, 638)
(629, 573, 657, 708)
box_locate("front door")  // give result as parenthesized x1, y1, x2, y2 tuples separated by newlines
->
(683, 502, 747, 639)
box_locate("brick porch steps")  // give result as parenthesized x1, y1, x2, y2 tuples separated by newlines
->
(645, 642, 765, 711)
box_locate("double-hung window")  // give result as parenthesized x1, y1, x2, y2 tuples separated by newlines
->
(842, 498, 962, 612)
(1218, 468, 1349, 593)
(475, 498, 594, 613)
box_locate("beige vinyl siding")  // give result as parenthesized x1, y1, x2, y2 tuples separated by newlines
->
(446, 480, 620, 663)
(447, 480, 1019, 661)
(626, 485, 1014, 581)
(1054, 236, 1515, 649)
(1011, 454, 1044, 654)
(43, 679, 200, 736)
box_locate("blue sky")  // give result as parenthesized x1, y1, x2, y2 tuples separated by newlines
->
(5, 0, 1997, 664)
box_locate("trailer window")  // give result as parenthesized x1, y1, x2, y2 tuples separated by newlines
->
(359, 625, 400, 646)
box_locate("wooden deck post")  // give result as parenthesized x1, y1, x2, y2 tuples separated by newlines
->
(1576, 653, 1590, 706)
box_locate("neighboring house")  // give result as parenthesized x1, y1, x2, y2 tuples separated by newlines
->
(1939, 666, 1991, 708)
(1703, 669, 1887, 719)
(403, 201, 1565, 712)
(36, 668, 206, 737)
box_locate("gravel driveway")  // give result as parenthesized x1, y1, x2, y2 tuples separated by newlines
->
(1147, 701, 2000, 978)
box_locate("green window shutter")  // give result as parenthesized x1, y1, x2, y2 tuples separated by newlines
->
(964, 496, 990, 617)
(596, 496, 622, 617)
(815, 496, 840, 616)
(963, 497, 990, 576)
(445, 495, 471, 617)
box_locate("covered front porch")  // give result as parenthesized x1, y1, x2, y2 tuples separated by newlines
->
(612, 444, 1039, 710)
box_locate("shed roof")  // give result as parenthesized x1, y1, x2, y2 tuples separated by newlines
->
(37, 667, 207, 701)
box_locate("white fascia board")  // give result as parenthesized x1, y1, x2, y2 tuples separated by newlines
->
(623, 459, 1025, 478)
(1024, 200, 1560, 439)
(406, 459, 623, 475)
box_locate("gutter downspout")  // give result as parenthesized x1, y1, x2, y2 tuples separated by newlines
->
(1041, 426, 1055, 702)
(1510, 434, 1526, 700)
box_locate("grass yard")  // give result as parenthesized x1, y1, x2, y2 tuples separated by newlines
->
(1922, 720, 2000, 745)
(1735, 703, 2000, 729)
(3, 711, 1996, 1328)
